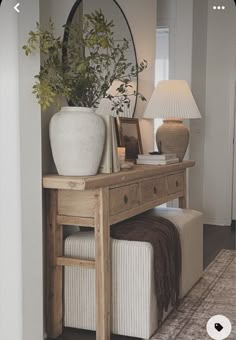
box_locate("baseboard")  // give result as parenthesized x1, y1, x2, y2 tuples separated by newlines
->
(204, 216, 232, 226)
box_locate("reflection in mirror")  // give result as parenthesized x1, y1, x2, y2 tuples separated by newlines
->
(64, 0, 138, 117)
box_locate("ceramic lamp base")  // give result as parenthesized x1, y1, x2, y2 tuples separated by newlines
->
(156, 120, 189, 161)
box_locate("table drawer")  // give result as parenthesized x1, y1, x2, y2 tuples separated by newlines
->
(110, 184, 140, 215)
(167, 173, 184, 194)
(140, 176, 167, 203)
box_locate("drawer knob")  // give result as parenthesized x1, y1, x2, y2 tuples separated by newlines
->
(153, 186, 157, 194)
(124, 194, 128, 204)
(176, 181, 179, 187)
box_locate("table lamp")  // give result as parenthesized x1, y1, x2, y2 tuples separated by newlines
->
(143, 80, 201, 161)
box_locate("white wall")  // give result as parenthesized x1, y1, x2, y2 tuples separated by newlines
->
(203, 0, 236, 225)
(189, 0, 208, 212)
(0, 2, 22, 339)
(0, 1, 43, 340)
(190, 0, 236, 225)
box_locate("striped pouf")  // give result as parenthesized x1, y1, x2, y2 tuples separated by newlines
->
(64, 208, 203, 339)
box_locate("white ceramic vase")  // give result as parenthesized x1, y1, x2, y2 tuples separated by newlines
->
(49, 107, 105, 176)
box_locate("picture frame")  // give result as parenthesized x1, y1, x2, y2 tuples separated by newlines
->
(115, 117, 143, 161)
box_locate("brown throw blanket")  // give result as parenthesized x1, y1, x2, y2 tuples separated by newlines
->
(111, 214, 181, 323)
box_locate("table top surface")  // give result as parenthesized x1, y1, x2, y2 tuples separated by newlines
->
(43, 161, 195, 191)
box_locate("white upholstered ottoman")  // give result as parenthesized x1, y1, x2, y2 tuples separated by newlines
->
(64, 208, 203, 339)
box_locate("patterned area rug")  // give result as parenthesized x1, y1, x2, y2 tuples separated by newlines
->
(151, 249, 236, 340)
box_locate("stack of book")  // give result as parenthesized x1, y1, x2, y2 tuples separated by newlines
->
(136, 153, 179, 165)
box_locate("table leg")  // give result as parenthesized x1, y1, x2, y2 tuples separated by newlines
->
(95, 187, 111, 340)
(179, 170, 187, 208)
(46, 189, 63, 338)
(178, 196, 186, 208)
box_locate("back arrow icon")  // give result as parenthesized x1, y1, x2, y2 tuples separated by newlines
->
(14, 3, 20, 12)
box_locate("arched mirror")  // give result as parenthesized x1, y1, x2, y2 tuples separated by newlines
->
(63, 0, 138, 117)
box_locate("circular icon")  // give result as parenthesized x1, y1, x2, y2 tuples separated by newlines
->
(206, 315, 232, 340)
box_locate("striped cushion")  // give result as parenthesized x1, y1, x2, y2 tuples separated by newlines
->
(64, 233, 158, 338)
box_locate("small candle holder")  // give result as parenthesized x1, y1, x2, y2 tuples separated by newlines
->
(117, 147, 126, 163)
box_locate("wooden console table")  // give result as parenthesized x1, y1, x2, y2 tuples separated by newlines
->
(43, 161, 194, 340)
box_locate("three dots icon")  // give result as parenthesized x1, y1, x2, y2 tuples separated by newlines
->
(213, 5, 225, 10)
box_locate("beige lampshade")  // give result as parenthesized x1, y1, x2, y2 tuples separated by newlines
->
(143, 80, 201, 120)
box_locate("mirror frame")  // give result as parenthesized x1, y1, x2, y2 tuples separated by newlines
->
(63, 0, 138, 117)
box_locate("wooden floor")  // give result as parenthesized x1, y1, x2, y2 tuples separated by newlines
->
(47, 223, 236, 340)
(203, 223, 235, 269)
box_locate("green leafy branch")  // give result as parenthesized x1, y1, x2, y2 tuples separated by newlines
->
(23, 9, 147, 114)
